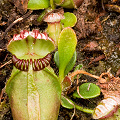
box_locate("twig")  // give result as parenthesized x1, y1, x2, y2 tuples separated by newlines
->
(0, 60, 12, 68)
(88, 54, 105, 65)
(77, 75, 84, 98)
(70, 70, 106, 83)
(1, 10, 33, 40)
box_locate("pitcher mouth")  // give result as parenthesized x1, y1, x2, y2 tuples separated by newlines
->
(12, 53, 51, 71)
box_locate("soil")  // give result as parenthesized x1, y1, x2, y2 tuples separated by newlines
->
(0, 0, 120, 120)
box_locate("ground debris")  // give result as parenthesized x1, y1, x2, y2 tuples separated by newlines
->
(97, 71, 120, 99)
(10, 0, 29, 14)
(74, 0, 99, 40)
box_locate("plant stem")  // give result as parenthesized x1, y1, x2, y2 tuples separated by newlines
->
(59, 68, 64, 83)
(50, 0, 55, 9)
(75, 104, 94, 114)
(47, 22, 61, 46)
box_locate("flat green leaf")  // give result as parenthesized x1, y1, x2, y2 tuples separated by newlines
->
(73, 83, 100, 99)
(54, 51, 77, 75)
(27, 0, 50, 10)
(61, 95, 74, 109)
(59, 0, 74, 8)
(54, 51, 59, 68)
(61, 12, 77, 28)
(58, 27, 77, 83)
(64, 51, 76, 75)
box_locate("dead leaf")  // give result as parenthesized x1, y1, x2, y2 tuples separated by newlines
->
(14, 0, 29, 14)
